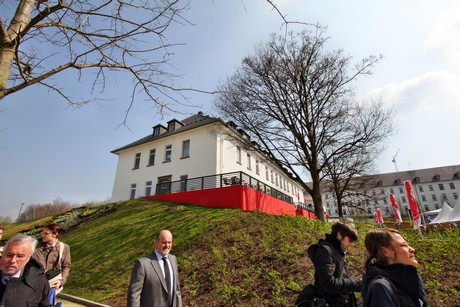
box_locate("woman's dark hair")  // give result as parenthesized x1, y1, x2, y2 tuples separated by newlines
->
(364, 228, 401, 268)
(330, 221, 358, 242)
(45, 223, 63, 238)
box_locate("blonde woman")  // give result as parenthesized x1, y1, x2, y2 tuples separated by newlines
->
(362, 229, 427, 307)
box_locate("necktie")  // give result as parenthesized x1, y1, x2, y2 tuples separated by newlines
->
(163, 257, 172, 305)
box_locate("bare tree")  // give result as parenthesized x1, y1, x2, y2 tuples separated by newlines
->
(214, 29, 394, 222)
(321, 100, 394, 218)
(0, 216, 12, 224)
(0, 0, 193, 120)
(16, 197, 75, 222)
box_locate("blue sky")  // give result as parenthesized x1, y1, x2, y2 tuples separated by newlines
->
(1, 0, 460, 220)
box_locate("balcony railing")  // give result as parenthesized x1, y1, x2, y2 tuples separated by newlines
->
(155, 171, 295, 204)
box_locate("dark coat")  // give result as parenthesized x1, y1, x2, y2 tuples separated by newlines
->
(0, 258, 51, 307)
(307, 234, 361, 307)
(362, 262, 427, 307)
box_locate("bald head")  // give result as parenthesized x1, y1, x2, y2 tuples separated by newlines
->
(154, 230, 173, 256)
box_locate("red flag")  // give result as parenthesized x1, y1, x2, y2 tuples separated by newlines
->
(376, 208, 384, 225)
(404, 180, 421, 230)
(389, 194, 402, 223)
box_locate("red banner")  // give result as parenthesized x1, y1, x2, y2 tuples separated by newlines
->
(404, 180, 421, 229)
(375, 208, 384, 225)
(389, 193, 402, 223)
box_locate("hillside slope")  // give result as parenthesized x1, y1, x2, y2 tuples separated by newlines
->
(4, 199, 459, 306)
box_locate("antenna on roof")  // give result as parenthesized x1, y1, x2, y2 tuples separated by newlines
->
(391, 148, 400, 172)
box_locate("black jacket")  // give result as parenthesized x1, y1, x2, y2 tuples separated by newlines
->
(362, 262, 427, 307)
(307, 234, 361, 307)
(0, 258, 51, 307)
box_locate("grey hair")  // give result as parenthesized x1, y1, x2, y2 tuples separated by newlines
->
(4, 234, 38, 255)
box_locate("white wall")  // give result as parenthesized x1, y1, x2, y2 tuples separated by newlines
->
(111, 121, 304, 202)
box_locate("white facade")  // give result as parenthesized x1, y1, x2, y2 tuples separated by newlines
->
(322, 165, 460, 220)
(111, 112, 304, 202)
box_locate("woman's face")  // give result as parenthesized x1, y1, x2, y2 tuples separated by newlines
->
(383, 233, 418, 266)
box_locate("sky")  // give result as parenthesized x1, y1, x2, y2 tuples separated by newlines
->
(2, 0, 460, 220)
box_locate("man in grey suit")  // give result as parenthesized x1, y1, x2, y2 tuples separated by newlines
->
(127, 230, 182, 307)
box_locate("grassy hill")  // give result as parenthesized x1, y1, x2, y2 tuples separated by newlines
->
(3, 199, 460, 306)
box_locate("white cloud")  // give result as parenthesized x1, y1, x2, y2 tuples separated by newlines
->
(424, 3, 460, 66)
(365, 71, 460, 117)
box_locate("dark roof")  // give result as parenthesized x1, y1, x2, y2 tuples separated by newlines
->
(374, 165, 460, 186)
(111, 112, 221, 154)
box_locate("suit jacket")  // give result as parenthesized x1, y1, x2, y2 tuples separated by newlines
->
(127, 251, 182, 307)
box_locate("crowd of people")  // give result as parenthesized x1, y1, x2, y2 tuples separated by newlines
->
(295, 221, 427, 307)
(0, 222, 427, 307)
(0, 223, 71, 307)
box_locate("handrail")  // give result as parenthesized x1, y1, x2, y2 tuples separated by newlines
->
(155, 171, 295, 205)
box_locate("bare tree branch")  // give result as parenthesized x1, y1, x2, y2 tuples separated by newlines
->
(214, 29, 395, 221)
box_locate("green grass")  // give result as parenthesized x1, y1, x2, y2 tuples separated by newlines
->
(3, 199, 459, 306)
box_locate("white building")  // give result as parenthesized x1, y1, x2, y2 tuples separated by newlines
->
(111, 112, 304, 204)
(322, 165, 460, 220)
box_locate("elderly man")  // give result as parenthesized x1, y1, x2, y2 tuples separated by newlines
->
(128, 229, 182, 307)
(0, 234, 50, 307)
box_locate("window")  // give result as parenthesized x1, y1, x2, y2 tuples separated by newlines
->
(145, 181, 152, 196)
(424, 205, 429, 211)
(180, 175, 188, 192)
(265, 166, 269, 180)
(148, 149, 156, 165)
(418, 186, 424, 192)
(130, 183, 137, 199)
(256, 160, 260, 175)
(153, 127, 160, 136)
(236, 146, 242, 164)
(247, 153, 251, 170)
(429, 185, 434, 191)
(442, 193, 447, 200)
(454, 192, 459, 200)
(450, 182, 456, 189)
(133, 153, 141, 169)
(164, 145, 172, 162)
(167, 121, 175, 131)
(431, 194, 437, 201)
(271, 170, 274, 183)
(275, 174, 279, 186)
(438, 183, 445, 190)
(399, 187, 404, 194)
(435, 203, 440, 209)
(401, 196, 407, 203)
(390, 188, 394, 194)
(181, 140, 190, 158)
(421, 195, 427, 202)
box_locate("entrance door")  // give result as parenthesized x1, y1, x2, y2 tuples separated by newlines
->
(156, 175, 172, 194)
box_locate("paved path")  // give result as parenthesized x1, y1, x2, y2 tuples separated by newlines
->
(56, 293, 110, 307)
(57, 298, 86, 306)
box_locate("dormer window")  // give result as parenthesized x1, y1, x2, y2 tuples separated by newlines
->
(168, 121, 175, 131)
(153, 126, 160, 136)
(432, 174, 441, 181)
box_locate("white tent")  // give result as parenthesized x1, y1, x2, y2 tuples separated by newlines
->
(446, 199, 460, 222)
(429, 201, 453, 224)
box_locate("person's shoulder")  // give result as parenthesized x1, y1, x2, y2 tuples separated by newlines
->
(367, 276, 394, 293)
(138, 252, 157, 262)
